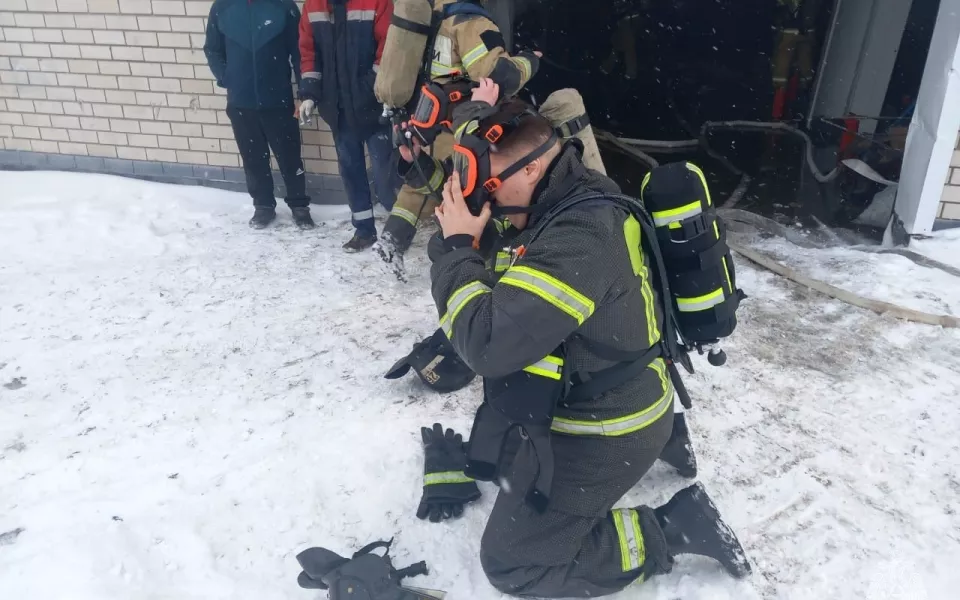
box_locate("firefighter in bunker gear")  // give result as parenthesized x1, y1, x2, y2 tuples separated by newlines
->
(372, 0, 542, 281)
(391, 83, 697, 476)
(426, 90, 751, 596)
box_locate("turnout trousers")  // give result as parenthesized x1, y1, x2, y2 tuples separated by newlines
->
(479, 398, 674, 598)
(380, 131, 455, 252)
(226, 106, 309, 209)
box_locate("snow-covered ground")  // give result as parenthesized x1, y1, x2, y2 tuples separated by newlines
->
(2, 171, 959, 600)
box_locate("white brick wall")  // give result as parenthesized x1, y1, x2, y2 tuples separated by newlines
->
(939, 131, 960, 221)
(0, 0, 340, 175)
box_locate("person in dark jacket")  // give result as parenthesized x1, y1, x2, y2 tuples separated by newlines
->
(298, 0, 400, 252)
(204, 0, 314, 230)
(420, 81, 752, 597)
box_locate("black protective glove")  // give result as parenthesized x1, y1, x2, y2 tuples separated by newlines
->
(417, 423, 481, 522)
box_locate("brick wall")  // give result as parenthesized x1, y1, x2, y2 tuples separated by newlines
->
(0, 0, 345, 202)
(940, 130, 960, 221)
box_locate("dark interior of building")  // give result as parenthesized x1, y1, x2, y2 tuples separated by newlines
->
(505, 0, 942, 235)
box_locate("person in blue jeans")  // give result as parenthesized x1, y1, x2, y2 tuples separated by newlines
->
(297, 0, 400, 252)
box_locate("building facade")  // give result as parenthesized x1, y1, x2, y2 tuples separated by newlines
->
(941, 132, 960, 221)
(0, 0, 346, 203)
(0, 0, 957, 226)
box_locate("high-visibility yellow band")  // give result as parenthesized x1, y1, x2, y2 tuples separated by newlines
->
(431, 61, 463, 77)
(462, 43, 489, 68)
(414, 160, 444, 194)
(522, 355, 564, 380)
(511, 56, 532, 82)
(494, 251, 512, 273)
(551, 359, 673, 436)
(676, 287, 725, 312)
(638, 260, 660, 346)
(500, 265, 595, 326)
(454, 119, 473, 140)
(612, 508, 645, 572)
(440, 281, 491, 338)
(685, 162, 713, 207)
(424, 471, 475, 486)
(651, 200, 702, 227)
(391, 206, 419, 227)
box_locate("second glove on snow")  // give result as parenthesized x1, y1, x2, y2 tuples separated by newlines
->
(417, 423, 481, 522)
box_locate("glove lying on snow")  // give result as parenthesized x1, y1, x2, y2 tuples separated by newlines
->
(384, 329, 476, 393)
(296, 539, 439, 598)
(417, 423, 481, 522)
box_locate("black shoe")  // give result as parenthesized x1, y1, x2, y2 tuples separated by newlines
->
(249, 207, 276, 229)
(658, 412, 698, 478)
(292, 207, 315, 230)
(654, 483, 752, 579)
(343, 231, 377, 253)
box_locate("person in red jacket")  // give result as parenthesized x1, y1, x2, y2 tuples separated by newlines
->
(298, 0, 401, 251)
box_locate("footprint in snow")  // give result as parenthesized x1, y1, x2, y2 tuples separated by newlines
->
(0, 528, 24, 546)
(3, 377, 26, 390)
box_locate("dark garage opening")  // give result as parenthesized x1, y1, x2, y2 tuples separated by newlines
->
(506, 0, 942, 237)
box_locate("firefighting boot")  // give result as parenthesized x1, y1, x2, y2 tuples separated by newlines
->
(653, 483, 752, 579)
(658, 412, 698, 478)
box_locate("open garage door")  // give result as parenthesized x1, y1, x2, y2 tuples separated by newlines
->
(507, 0, 944, 239)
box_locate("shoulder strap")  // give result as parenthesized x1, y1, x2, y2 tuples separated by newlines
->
(353, 539, 392, 558)
(528, 191, 687, 361)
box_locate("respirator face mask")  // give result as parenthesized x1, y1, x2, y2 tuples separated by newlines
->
(407, 80, 478, 146)
(451, 116, 558, 216)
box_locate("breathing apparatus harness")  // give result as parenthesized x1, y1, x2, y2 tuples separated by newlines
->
(528, 191, 700, 408)
(452, 99, 745, 408)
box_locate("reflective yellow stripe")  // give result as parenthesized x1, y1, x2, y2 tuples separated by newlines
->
(454, 119, 474, 140)
(424, 471, 474, 485)
(500, 266, 595, 325)
(638, 259, 660, 345)
(651, 200, 702, 227)
(440, 281, 491, 337)
(462, 43, 488, 68)
(431, 61, 463, 77)
(414, 161, 444, 194)
(551, 359, 673, 436)
(621, 216, 659, 345)
(391, 206, 419, 227)
(676, 287, 724, 312)
(685, 162, 713, 207)
(522, 355, 563, 380)
(494, 251, 511, 273)
(612, 508, 645, 572)
(511, 56, 532, 82)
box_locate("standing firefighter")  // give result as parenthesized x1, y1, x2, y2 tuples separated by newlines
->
(371, 0, 542, 280)
(415, 80, 751, 596)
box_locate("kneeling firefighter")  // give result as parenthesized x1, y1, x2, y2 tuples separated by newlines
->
(413, 80, 750, 597)
(386, 82, 697, 478)
(371, 0, 543, 281)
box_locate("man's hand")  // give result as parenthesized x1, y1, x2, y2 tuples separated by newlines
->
(471, 78, 500, 106)
(395, 122, 423, 163)
(298, 99, 316, 125)
(435, 171, 491, 240)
